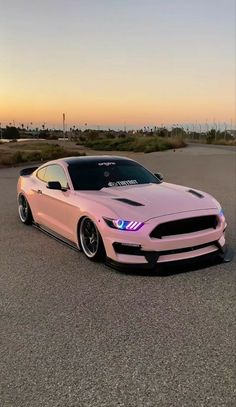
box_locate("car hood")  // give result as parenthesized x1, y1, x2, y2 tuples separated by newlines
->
(75, 182, 219, 221)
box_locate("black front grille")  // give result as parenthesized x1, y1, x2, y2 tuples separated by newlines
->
(150, 215, 218, 239)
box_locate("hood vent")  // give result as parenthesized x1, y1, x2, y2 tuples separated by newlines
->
(113, 198, 144, 206)
(188, 189, 204, 198)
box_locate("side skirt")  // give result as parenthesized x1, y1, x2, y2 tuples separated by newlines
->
(33, 223, 80, 252)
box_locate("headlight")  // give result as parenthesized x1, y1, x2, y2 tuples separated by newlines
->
(219, 208, 225, 218)
(103, 217, 144, 231)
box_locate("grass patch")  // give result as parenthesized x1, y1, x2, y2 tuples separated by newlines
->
(84, 136, 186, 153)
(0, 143, 85, 166)
(8, 142, 61, 151)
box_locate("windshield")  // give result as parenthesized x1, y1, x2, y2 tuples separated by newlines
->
(68, 160, 160, 190)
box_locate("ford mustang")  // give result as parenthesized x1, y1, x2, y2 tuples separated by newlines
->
(17, 156, 233, 269)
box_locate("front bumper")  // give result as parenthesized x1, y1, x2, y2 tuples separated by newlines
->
(100, 209, 232, 269)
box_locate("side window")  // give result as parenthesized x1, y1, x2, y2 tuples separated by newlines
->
(44, 165, 69, 189)
(36, 167, 47, 182)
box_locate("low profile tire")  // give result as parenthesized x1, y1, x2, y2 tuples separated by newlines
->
(18, 194, 33, 225)
(79, 217, 105, 262)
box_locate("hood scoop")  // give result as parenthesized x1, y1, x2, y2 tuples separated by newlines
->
(113, 198, 144, 206)
(188, 189, 204, 198)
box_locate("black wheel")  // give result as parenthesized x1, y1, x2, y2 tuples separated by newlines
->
(79, 217, 105, 261)
(18, 194, 33, 225)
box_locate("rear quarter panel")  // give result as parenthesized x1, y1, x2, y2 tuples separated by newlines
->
(17, 175, 41, 223)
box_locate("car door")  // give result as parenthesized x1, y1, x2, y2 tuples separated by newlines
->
(36, 164, 77, 241)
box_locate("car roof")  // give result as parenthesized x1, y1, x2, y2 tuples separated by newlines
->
(62, 155, 135, 165)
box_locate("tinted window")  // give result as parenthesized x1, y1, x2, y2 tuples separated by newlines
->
(44, 165, 69, 189)
(68, 160, 159, 190)
(36, 167, 47, 182)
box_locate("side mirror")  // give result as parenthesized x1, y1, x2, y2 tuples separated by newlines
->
(47, 181, 62, 190)
(154, 172, 164, 182)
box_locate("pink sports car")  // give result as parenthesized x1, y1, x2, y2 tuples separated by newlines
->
(17, 156, 233, 270)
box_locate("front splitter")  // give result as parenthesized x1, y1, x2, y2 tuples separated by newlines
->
(106, 245, 234, 271)
(218, 244, 234, 263)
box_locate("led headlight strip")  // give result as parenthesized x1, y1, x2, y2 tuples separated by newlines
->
(104, 217, 144, 231)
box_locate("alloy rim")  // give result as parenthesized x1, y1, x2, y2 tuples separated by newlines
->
(18, 195, 28, 222)
(80, 217, 99, 258)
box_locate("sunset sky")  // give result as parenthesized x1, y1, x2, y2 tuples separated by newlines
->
(1, 0, 235, 129)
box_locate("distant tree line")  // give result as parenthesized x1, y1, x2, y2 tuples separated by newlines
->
(1, 125, 234, 144)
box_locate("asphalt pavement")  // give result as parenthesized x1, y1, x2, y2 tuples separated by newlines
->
(0, 144, 235, 407)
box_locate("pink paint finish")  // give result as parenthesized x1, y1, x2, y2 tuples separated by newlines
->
(17, 156, 229, 269)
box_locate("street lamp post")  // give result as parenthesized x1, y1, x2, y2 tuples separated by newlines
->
(63, 113, 66, 140)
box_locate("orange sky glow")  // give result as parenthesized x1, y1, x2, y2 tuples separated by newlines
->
(1, 0, 235, 129)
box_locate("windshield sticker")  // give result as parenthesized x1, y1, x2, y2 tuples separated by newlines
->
(108, 180, 138, 187)
(98, 162, 116, 166)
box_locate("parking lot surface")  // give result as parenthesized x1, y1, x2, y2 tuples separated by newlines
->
(0, 144, 235, 406)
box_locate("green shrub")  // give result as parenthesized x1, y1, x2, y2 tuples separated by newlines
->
(13, 151, 26, 163)
(0, 143, 86, 166)
(84, 135, 186, 153)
